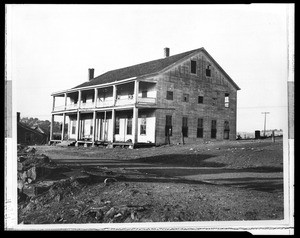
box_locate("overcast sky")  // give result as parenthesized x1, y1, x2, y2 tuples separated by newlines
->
(7, 4, 291, 132)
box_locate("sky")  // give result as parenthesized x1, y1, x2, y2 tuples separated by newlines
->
(7, 4, 292, 132)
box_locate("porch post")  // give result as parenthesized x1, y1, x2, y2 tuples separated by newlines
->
(132, 106, 138, 145)
(92, 110, 96, 146)
(61, 113, 66, 141)
(94, 88, 98, 108)
(77, 90, 82, 109)
(50, 114, 54, 141)
(75, 111, 80, 146)
(112, 109, 115, 143)
(64, 93, 67, 110)
(134, 80, 139, 104)
(52, 96, 56, 111)
(113, 85, 117, 106)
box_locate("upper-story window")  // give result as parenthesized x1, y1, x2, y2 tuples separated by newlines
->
(183, 93, 189, 102)
(198, 96, 204, 104)
(191, 60, 197, 74)
(166, 91, 173, 100)
(225, 93, 230, 108)
(206, 65, 211, 77)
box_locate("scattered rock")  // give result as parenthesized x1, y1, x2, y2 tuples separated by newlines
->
(105, 207, 116, 219)
(104, 178, 117, 185)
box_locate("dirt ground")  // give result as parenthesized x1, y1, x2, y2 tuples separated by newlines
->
(18, 138, 284, 224)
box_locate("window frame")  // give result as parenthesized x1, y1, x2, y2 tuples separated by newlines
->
(183, 93, 189, 102)
(225, 93, 230, 108)
(198, 96, 204, 104)
(182, 117, 188, 137)
(206, 65, 212, 77)
(197, 118, 204, 138)
(166, 91, 174, 100)
(165, 115, 173, 136)
(190, 60, 197, 74)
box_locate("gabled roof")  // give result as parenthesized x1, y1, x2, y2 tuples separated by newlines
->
(73, 47, 240, 90)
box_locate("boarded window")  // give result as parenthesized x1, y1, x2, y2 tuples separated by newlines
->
(183, 93, 189, 102)
(127, 117, 132, 135)
(182, 117, 188, 137)
(115, 117, 120, 134)
(140, 116, 146, 135)
(211, 120, 217, 139)
(142, 90, 147, 98)
(197, 118, 204, 138)
(166, 91, 173, 100)
(165, 115, 172, 136)
(191, 60, 197, 74)
(198, 96, 203, 104)
(206, 65, 211, 77)
(225, 93, 230, 108)
(224, 121, 230, 139)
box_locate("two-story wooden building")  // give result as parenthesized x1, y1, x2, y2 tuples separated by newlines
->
(50, 47, 240, 147)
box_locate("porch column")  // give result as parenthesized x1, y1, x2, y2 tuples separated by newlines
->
(94, 88, 98, 108)
(52, 96, 56, 111)
(92, 110, 96, 146)
(61, 113, 66, 141)
(134, 80, 139, 104)
(75, 111, 80, 146)
(113, 85, 117, 106)
(132, 106, 138, 144)
(64, 93, 67, 110)
(112, 109, 115, 142)
(50, 114, 54, 141)
(77, 90, 82, 109)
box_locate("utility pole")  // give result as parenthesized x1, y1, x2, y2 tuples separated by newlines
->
(261, 112, 270, 137)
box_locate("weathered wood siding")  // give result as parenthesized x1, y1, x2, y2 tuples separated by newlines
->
(154, 51, 238, 145)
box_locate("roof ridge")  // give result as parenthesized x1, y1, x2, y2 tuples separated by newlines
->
(96, 47, 202, 78)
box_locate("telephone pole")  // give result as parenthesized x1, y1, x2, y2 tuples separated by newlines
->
(261, 112, 270, 137)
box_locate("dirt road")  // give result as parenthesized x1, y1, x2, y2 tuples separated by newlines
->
(18, 138, 284, 223)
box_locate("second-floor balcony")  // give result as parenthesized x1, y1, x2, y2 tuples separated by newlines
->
(52, 80, 157, 112)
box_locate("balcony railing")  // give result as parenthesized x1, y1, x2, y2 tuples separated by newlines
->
(81, 101, 95, 109)
(96, 99, 114, 108)
(115, 97, 134, 106)
(137, 97, 156, 104)
(53, 96, 157, 112)
(53, 105, 65, 111)
(65, 104, 78, 110)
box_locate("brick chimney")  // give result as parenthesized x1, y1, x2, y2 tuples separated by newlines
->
(88, 68, 94, 81)
(164, 47, 170, 58)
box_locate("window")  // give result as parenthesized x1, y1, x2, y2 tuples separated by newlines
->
(206, 65, 211, 77)
(165, 115, 172, 136)
(183, 93, 189, 102)
(212, 97, 217, 106)
(140, 116, 146, 135)
(142, 90, 147, 98)
(191, 60, 197, 74)
(115, 117, 120, 134)
(166, 91, 173, 100)
(182, 117, 188, 137)
(211, 120, 217, 139)
(225, 93, 230, 108)
(197, 118, 204, 138)
(90, 125, 93, 135)
(198, 96, 203, 104)
(224, 121, 230, 139)
(127, 117, 132, 135)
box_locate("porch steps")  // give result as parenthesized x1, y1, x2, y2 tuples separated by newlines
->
(56, 140, 77, 147)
